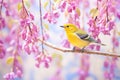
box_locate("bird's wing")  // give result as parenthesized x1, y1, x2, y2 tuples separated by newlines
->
(75, 30, 97, 42)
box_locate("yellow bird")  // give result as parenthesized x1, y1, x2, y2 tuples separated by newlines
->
(60, 23, 105, 50)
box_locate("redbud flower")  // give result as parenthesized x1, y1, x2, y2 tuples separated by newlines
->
(58, 1, 66, 12)
(0, 41, 5, 59)
(62, 39, 70, 48)
(4, 72, 16, 80)
(0, 16, 5, 29)
(35, 54, 52, 68)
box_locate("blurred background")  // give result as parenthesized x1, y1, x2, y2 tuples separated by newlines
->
(0, 0, 120, 80)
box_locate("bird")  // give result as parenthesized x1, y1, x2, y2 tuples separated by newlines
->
(60, 23, 105, 51)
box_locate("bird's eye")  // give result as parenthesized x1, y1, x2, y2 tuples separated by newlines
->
(66, 26, 69, 27)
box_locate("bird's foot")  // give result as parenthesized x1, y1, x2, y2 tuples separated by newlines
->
(72, 47, 76, 51)
(72, 47, 80, 52)
(72, 47, 86, 52)
(81, 47, 86, 53)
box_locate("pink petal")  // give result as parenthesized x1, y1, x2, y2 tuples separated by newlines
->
(30, 13, 34, 20)
(67, 6, 73, 12)
(24, 44, 31, 54)
(44, 62, 49, 68)
(43, 13, 48, 19)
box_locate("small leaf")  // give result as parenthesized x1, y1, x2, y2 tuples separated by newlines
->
(54, 0, 61, 3)
(90, 8, 99, 18)
(25, 0, 31, 8)
(52, 53, 62, 60)
(17, 56, 22, 64)
(44, 1, 48, 8)
(117, 31, 120, 36)
(76, 8, 81, 16)
(43, 23, 49, 30)
(17, 3, 22, 11)
(6, 57, 14, 65)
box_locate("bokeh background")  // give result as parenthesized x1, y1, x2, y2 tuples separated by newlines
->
(0, 0, 120, 80)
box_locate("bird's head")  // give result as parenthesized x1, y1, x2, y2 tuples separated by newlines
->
(60, 23, 78, 33)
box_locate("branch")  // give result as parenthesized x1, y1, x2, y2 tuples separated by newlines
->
(0, 0, 3, 16)
(39, 0, 44, 54)
(38, 38, 120, 58)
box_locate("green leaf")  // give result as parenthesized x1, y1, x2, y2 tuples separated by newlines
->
(76, 8, 81, 16)
(25, 0, 31, 8)
(17, 3, 22, 11)
(90, 8, 99, 18)
(6, 57, 14, 65)
(44, 1, 48, 9)
(43, 23, 49, 30)
(52, 53, 62, 60)
(17, 56, 22, 64)
(6, 56, 22, 65)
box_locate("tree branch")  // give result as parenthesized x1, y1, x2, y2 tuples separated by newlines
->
(39, 0, 44, 54)
(38, 38, 120, 58)
(0, 0, 3, 16)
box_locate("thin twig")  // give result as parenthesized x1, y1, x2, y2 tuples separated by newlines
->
(38, 38, 120, 58)
(21, 0, 32, 36)
(106, 0, 109, 22)
(0, 0, 3, 16)
(39, 0, 44, 54)
(49, 0, 52, 12)
(22, 0, 29, 16)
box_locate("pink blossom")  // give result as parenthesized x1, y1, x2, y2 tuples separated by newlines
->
(43, 33, 49, 41)
(0, 42, 5, 59)
(44, 62, 49, 68)
(0, 16, 5, 29)
(35, 62, 40, 68)
(30, 13, 34, 20)
(89, 45, 95, 50)
(43, 13, 48, 19)
(32, 45, 39, 53)
(96, 45, 100, 51)
(21, 30, 27, 40)
(104, 71, 109, 79)
(112, 37, 119, 47)
(4, 72, 16, 80)
(43, 12, 60, 24)
(58, 1, 66, 12)
(16, 70, 22, 78)
(108, 21, 114, 31)
(117, 12, 120, 19)
(20, 19, 30, 27)
(67, 6, 73, 13)
(24, 44, 31, 55)
(104, 60, 109, 68)
(62, 39, 70, 48)
(0, 48, 5, 59)
(67, 2, 76, 13)
(5, 10, 10, 16)
(70, 2, 76, 10)
(83, 0, 89, 8)
(35, 54, 52, 68)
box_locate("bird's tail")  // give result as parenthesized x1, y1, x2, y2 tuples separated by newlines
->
(89, 37, 106, 46)
(96, 42, 106, 46)
(99, 43, 106, 46)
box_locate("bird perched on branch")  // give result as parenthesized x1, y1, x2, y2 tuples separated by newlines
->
(60, 23, 105, 51)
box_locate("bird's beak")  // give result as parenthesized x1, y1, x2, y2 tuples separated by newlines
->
(60, 26, 65, 28)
